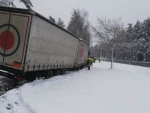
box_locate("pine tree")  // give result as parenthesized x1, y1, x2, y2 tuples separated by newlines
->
(125, 23, 134, 43)
(49, 16, 55, 23)
(67, 9, 91, 42)
(133, 21, 142, 42)
(140, 23, 149, 42)
(143, 18, 150, 42)
(57, 18, 65, 28)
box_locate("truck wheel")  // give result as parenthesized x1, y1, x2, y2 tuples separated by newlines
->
(53, 70, 61, 76)
(60, 69, 66, 75)
(80, 66, 83, 69)
(36, 72, 41, 80)
(76, 67, 80, 71)
(29, 75, 36, 82)
(45, 70, 53, 79)
(26, 72, 36, 81)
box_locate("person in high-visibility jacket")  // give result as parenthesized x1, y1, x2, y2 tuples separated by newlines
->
(99, 57, 101, 63)
(86, 58, 92, 70)
(90, 57, 94, 66)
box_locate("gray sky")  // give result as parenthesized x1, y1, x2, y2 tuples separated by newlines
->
(14, 0, 150, 28)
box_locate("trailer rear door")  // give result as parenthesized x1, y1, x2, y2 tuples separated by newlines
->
(0, 11, 31, 70)
(0, 11, 10, 65)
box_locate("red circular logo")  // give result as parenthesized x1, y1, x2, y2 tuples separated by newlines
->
(0, 30, 15, 50)
(0, 24, 20, 57)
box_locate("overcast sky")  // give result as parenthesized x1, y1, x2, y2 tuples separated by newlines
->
(14, 0, 150, 28)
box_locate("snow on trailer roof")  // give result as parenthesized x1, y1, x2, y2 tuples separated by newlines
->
(0, 6, 89, 44)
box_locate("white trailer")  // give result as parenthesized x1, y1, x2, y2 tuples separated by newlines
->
(0, 6, 89, 81)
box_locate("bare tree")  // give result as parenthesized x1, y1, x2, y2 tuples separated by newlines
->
(92, 17, 125, 68)
(92, 17, 125, 45)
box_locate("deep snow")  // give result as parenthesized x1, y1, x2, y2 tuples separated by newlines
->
(0, 61, 150, 113)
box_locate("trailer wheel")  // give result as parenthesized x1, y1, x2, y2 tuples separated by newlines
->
(28, 73, 36, 82)
(35, 72, 41, 80)
(60, 69, 66, 75)
(23, 72, 35, 81)
(77, 67, 80, 71)
(53, 70, 60, 76)
(45, 70, 53, 79)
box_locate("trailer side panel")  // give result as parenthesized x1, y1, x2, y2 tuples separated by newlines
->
(25, 15, 79, 71)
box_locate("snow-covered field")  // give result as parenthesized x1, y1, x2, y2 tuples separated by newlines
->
(0, 61, 150, 113)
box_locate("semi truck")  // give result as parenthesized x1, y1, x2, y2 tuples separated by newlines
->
(0, 6, 89, 81)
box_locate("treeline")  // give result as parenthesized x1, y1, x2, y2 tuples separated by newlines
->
(49, 9, 91, 43)
(115, 19, 150, 61)
(91, 18, 150, 62)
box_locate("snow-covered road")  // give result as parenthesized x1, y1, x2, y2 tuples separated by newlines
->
(0, 61, 150, 113)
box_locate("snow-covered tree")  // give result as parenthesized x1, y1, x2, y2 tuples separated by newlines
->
(125, 23, 134, 43)
(133, 21, 142, 42)
(132, 21, 150, 61)
(0, 0, 15, 7)
(0, 0, 33, 9)
(90, 44, 100, 57)
(143, 18, 150, 41)
(20, 0, 33, 9)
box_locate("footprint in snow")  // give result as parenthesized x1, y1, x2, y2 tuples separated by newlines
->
(6, 104, 11, 110)
(14, 102, 20, 106)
